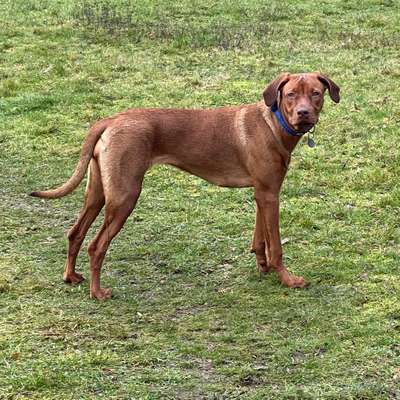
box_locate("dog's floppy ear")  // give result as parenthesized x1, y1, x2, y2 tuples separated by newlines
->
(263, 73, 291, 107)
(317, 74, 340, 103)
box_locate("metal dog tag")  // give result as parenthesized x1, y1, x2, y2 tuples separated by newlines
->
(307, 136, 316, 148)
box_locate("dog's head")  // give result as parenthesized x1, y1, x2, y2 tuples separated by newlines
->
(263, 72, 340, 133)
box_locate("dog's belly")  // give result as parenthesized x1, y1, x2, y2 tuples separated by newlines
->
(152, 155, 253, 188)
(191, 169, 253, 188)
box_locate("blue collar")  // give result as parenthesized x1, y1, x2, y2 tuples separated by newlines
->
(271, 103, 308, 137)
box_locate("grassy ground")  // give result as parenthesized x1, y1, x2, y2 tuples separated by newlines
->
(1, 0, 400, 398)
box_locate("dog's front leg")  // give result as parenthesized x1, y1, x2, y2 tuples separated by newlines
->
(254, 187, 306, 288)
(251, 204, 272, 274)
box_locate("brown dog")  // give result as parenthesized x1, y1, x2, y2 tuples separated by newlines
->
(31, 72, 340, 300)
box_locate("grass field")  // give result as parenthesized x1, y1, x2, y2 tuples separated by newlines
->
(1, 0, 400, 398)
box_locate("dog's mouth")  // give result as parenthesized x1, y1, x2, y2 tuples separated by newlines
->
(294, 122, 315, 133)
(292, 116, 318, 133)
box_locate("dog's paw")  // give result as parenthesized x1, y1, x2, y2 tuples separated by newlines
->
(255, 255, 272, 274)
(288, 275, 307, 288)
(276, 268, 307, 288)
(90, 287, 112, 301)
(63, 272, 85, 284)
(282, 274, 307, 288)
(257, 262, 272, 275)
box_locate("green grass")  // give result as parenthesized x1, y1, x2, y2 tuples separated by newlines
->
(1, 0, 400, 398)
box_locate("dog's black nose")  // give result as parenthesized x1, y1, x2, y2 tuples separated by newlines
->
(297, 108, 310, 117)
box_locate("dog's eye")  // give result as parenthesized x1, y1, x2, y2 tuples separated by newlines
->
(312, 91, 321, 97)
(287, 92, 296, 98)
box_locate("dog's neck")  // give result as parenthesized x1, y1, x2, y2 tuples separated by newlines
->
(258, 102, 301, 157)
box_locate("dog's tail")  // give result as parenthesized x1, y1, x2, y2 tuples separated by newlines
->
(30, 119, 109, 199)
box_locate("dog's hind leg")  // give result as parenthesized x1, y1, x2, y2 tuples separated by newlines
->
(63, 159, 105, 284)
(87, 178, 143, 300)
(87, 133, 151, 300)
